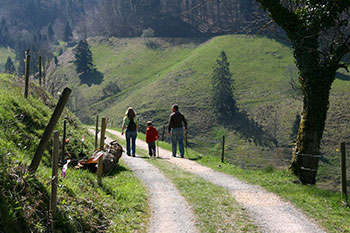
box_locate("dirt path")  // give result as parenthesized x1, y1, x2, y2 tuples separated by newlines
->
(94, 130, 199, 233)
(107, 129, 325, 233)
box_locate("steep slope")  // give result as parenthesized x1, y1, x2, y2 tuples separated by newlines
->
(0, 74, 148, 232)
(47, 35, 350, 188)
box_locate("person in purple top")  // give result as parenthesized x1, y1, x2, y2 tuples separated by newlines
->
(168, 104, 187, 158)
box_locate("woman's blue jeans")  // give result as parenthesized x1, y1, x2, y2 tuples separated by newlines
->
(125, 130, 137, 156)
(171, 128, 184, 157)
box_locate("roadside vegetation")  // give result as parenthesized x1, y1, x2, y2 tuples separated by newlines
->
(115, 129, 350, 233)
(0, 74, 149, 232)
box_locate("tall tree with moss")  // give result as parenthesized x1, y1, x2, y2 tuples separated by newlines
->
(212, 51, 236, 120)
(256, 1, 350, 184)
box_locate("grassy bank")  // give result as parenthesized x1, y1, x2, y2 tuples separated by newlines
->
(0, 74, 149, 232)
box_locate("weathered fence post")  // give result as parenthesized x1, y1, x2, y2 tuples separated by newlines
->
(221, 136, 225, 163)
(38, 56, 42, 86)
(97, 156, 103, 184)
(29, 88, 72, 173)
(162, 126, 165, 141)
(51, 83, 54, 97)
(97, 118, 107, 183)
(24, 49, 30, 98)
(100, 117, 106, 150)
(49, 131, 60, 229)
(95, 115, 99, 149)
(185, 130, 188, 155)
(341, 142, 348, 200)
(61, 120, 67, 163)
(42, 57, 46, 87)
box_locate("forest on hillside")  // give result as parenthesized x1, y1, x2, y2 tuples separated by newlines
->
(0, 0, 262, 76)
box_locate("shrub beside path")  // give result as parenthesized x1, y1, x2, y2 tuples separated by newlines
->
(107, 129, 325, 233)
(92, 129, 199, 233)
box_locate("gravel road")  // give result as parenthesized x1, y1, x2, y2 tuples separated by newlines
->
(101, 132, 199, 233)
(107, 129, 326, 233)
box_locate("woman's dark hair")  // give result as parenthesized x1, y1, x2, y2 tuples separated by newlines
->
(125, 107, 136, 119)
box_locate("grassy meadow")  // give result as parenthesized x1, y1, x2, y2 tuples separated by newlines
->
(46, 35, 350, 190)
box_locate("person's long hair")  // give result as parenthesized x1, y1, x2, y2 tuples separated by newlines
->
(125, 107, 136, 119)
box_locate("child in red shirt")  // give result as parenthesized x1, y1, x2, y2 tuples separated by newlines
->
(146, 121, 159, 157)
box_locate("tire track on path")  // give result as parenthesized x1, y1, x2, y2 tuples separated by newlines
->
(91, 129, 199, 233)
(107, 129, 325, 233)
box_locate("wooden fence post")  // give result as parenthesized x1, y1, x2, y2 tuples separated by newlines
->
(95, 115, 99, 149)
(49, 131, 60, 228)
(42, 57, 46, 87)
(51, 83, 54, 97)
(38, 56, 42, 86)
(29, 88, 72, 173)
(24, 49, 30, 98)
(61, 120, 67, 163)
(162, 126, 165, 141)
(185, 130, 188, 155)
(97, 117, 107, 183)
(97, 156, 103, 184)
(100, 117, 106, 150)
(341, 142, 348, 200)
(221, 136, 225, 163)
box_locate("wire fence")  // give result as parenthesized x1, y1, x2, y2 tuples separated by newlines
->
(108, 118, 350, 190)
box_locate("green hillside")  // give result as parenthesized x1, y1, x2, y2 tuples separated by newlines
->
(47, 35, 350, 189)
(0, 74, 148, 232)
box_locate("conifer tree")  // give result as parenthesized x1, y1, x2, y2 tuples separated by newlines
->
(47, 23, 54, 40)
(73, 39, 95, 75)
(5, 56, 15, 74)
(63, 22, 73, 42)
(0, 18, 11, 47)
(211, 51, 236, 119)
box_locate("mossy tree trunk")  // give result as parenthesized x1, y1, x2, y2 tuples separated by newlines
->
(289, 35, 332, 183)
(291, 63, 335, 184)
(256, 0, 350, 184)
